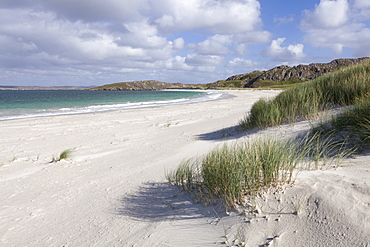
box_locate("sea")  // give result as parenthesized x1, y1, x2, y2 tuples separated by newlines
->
(0, 89, 225, 121)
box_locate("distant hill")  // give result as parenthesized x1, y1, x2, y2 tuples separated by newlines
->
(90, 80, 204, 91)
(91, 57, 370, 91)
(208, 57, 370, 89)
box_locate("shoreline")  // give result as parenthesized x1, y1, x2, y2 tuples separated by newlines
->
(0, 89, 369, 246)
(0, 90, 228, 122)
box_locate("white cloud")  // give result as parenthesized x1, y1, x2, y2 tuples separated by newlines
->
(189, 34, 232, 55)
(263, 38, 305, 62)
(301, 0, 370, 56)
(227, 58, 259, 67)
(195, 65, 216, 72)
(353, 0, 370, 21)
(303, 24, 370, 55)
(153, 0, 262, 34)
(301, 0, 349, 29)
(158, 56, 193, 70)
(233, 31, 272, 54)
(172, 38, 185, 50)
(0, 9, 175, 67)
(21, 42, 38, 52)
(1, 0, 264, 35)
(234, 31, 272, 45)
(185, 53, 224, 66)
(354, 0, 370, 8)
(351, 28, 370, 56)
(184, 31, 268, 69)
(118, 20, 168, 49)
(0, 0, 148, 22)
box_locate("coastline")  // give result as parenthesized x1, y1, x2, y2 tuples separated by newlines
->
(0, 90, 223, 121)
(0, 89, 369, 246)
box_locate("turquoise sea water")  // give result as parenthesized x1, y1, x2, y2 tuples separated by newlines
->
(0, 90, 223, 120)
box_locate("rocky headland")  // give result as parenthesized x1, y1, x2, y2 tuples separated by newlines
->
(210, 57, 370, 88)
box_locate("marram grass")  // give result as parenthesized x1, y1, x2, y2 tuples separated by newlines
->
(166, 134, 350, 209)
(240, 60, 370, 129)
(331, 96, 370, 142)
(312, 95, 370, 146)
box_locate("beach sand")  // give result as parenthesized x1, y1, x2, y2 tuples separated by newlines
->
(0, 90, 369, 246)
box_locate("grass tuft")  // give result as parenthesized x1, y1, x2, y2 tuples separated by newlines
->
(52, 149, 73, 162)
(166, 135, 349, 210)
(310, 95, 370, 150)
(331, 96, 370, 142)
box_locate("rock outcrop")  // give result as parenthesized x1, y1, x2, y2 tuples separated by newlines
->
(211, 57, 369, 88)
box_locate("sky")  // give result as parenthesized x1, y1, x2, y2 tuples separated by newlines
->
(0, 0, 370, 87)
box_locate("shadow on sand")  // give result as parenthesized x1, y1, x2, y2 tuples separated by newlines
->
(117, 182, 227, 222)
(195, 124, 264, 141)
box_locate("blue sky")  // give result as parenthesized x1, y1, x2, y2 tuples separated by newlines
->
(0, 0, 369, 86)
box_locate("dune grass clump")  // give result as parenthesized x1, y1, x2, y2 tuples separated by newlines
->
(166, 159, 200, 192)
(240, 61, 370, 129)
(240, 98, 282, 129)
(201, 138, 300, 207)
(166, 135, 349, 209)
(331, 96, 370, 142)
(312, 95, 370, 146)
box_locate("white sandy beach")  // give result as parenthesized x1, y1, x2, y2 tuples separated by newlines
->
(0, 90, 369, 246)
